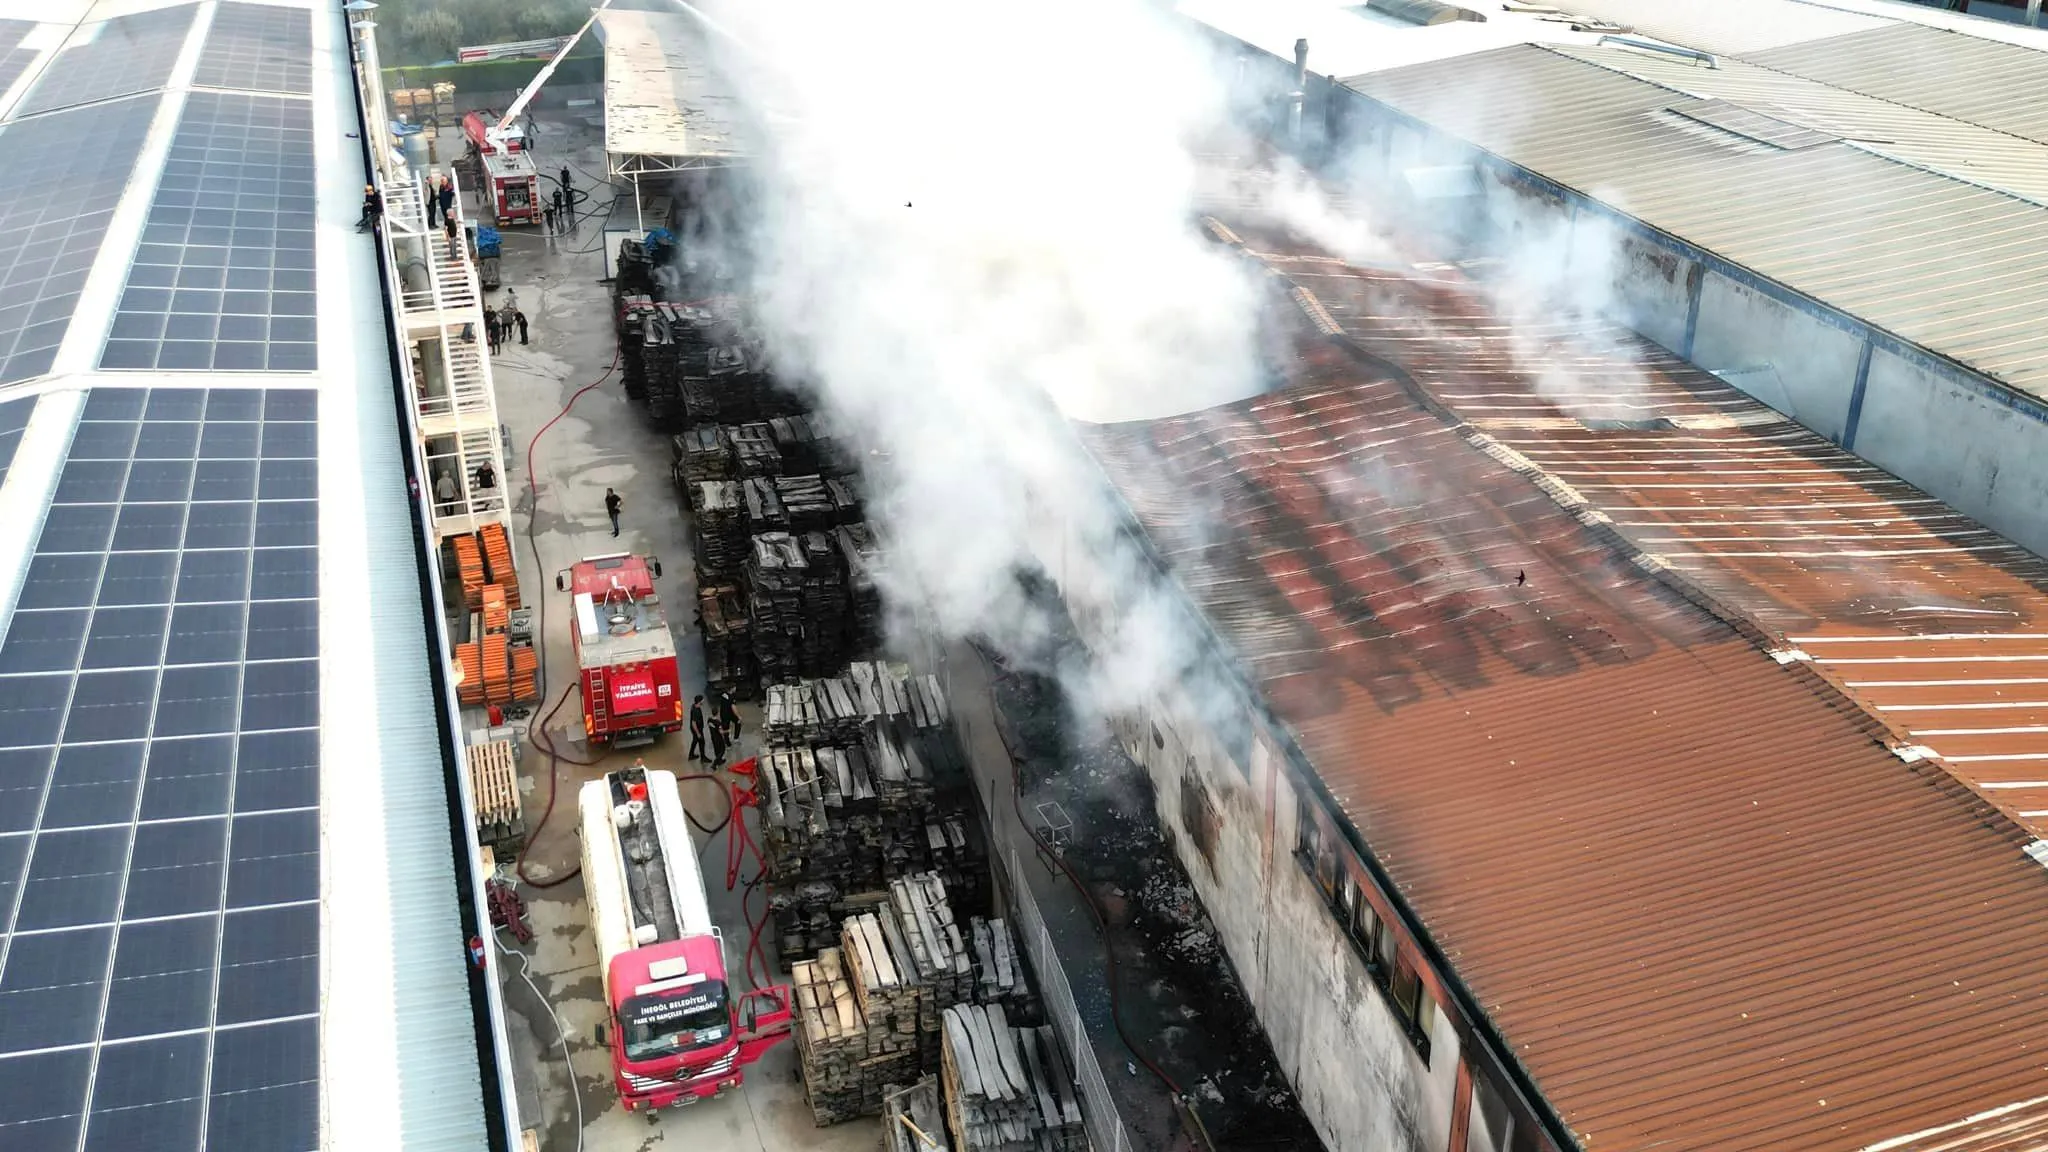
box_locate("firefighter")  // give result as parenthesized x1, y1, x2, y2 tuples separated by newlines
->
(715, 689, 739, 738)
(707, 710, 729, 769)
(687, 695, 706, 761)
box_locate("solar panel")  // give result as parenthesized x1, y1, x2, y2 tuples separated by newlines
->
(13, 4, 197, 118)
(0, 385, 321, 1152)
(0, 96, 156, 385)
(0, 395, 35, 484)
(0, 19, 39, 107)
(102, 94, 318, 374)
(194, 3, 312, 95)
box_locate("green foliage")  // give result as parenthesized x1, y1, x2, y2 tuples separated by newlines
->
(382, 54, 604, 99)
(370, 0, 594, 66)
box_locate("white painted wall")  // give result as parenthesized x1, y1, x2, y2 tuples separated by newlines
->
(1854, 346, 2048, 559)
(1690, 272, 1862, 442)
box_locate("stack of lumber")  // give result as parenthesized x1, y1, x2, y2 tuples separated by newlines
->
(889, 873, 977, 1018)
(731, 422, 782, 476)
(478, 524, 518, 604)
(967, 919, 1030, 1014)
(698, 581, 756, 700)
(741, 475, 786, 528)
(769, 414, 823, 474)
(464, 738, 526, 854)
(626, 300, 685, 429)
(777, 474, 860, 531)
(837, 522, 884, 648)
(940, 1009, 1086, 1152)
(772, 880, 873, 960)
(748, 531, 850, 679)
(844, 910, 925, 1049)
(690, 480, 748, 578)
(884, 1078, 954, 1152)
(791, 947, 921, 1125)
(760, 743, 880, 890)
(451, 534, 485, 610)
(674, 426, 733, 484)
(763, 674, 870, 746)
(613, 289, 652, 400)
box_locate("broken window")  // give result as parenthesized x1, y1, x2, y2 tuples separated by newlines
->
(1390, 954, 1432, 1064)
(1468, 1072, 1516, 1152)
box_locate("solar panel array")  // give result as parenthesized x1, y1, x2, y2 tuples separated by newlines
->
(0, 395, 35, 485)
(0, 97, 157, 387)
(0, 18, 39, 102)
(14, 4, 196, 119)
(0, 386, 320, 1152)
(194, 3, 312, 95)
(102, 94, 317, 374)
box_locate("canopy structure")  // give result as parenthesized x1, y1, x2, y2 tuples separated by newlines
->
(594, 8, 745, 177)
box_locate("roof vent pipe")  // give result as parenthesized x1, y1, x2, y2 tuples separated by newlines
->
(1597, 34, 1716, 67)
(1290, 38, 1309, 143)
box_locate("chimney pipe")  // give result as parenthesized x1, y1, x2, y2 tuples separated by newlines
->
(1290, 38, 1309, 144)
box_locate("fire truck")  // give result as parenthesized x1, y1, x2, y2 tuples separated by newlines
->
(555, 552, 685, 746)
(580, 764, 793, 1112)
(458, 5, 609, 225)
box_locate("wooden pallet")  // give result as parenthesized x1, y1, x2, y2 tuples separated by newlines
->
(510, 643, 539, 701)
(455, 641, 484, 706)
(481, 583, 509, 634)
(466, 739, 526, 852)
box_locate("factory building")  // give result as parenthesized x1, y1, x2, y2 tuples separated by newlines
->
(1018, 100, 2048, 1152)
(1189, 0, 2048, 564)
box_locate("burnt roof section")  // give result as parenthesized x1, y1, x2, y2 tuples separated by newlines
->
(1248, 234, 2048, 835)
(1079, 240, 2048, 1151)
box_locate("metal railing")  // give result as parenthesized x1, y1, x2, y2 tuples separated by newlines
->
(1005, 846, 1136, 1152)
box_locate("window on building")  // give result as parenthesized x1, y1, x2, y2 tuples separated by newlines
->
(1346, 882, 1380, 957)
(1468, 1073, 1515, 1152)
(1373, 913, 1398, 975)
(1389, 954, 1431, 1063)
(1295, 793, 1319, 862)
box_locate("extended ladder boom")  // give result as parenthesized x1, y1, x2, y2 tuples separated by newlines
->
(490, 0, 615, 149)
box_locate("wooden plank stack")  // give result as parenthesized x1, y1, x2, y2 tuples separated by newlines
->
(940, 1009, 1086, 1152)
(748, 531, 850, 679)
(741, 475, 786, 527)
(791, 947, 922, 1125)
(698, 580, 756, 700)
(478, 523, 519, 605)
(674, 426, 733, 484)
(777, 474, 860, 531)
(690, 480, 748, 577)
(768, 414, 824, 475)
(968, 918, 1031, 1014)
(465, 738, 526, 854)
(884, 1078, 954, 1152)
(731, 421, 782, 476)
(451, 534, 485, 610)
(838, 522, 884, 648)
(889, 873, 977, 1020)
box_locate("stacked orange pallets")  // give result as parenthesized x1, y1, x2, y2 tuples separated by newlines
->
(452, 535, 486, 610)
(480, 584, 509, 635)
(511, 644, 539, 701)
(455, 640, 485, 706)
(478, 523, 520, 607)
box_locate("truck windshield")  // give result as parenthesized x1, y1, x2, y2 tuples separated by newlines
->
(620, 981, 730, 1062)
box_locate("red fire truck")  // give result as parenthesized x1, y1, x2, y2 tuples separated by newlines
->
(460, 109, 541, 226)
(555, 552, 685, 746)
(580, 764, 793, 1112)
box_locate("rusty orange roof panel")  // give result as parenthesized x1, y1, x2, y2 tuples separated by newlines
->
(1078, 250, 2048, 1152)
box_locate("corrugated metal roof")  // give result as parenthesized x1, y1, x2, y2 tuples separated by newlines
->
(1247, 232, 2048, 836)
(1750, 22, 2048, 148)
(1552, 43, 2048, 206)
(1542, 0, 1891, 55)
(1080, 284, 2048, 1150)
(1342, 44, 2048, 399)
(593, 8, 743, 162)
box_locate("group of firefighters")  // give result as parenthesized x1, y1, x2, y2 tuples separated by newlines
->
(688, 690, 742, 767)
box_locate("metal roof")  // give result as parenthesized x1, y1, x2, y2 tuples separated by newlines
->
(1343, 44, 2048, 400)
(1079, 232, 2048, 1151)
(1749, 22, 2048, 148)
(1247, 230, 2048, 835)
(1537, 0, 1890, 55)
(593, 8, 744, 165)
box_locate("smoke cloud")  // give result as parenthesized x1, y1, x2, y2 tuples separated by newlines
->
(687, 0, 1275, 681)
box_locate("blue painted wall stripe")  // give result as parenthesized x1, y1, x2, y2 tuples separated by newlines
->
(1843, 341, 1875, 452)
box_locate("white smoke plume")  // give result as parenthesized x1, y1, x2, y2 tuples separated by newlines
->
(688, 0, 1272, 683)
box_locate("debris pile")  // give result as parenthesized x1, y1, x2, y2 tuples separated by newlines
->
(673, 426, 732, 485)
(940, 1006, 1085, 1152)
(732, 421, 783, 476)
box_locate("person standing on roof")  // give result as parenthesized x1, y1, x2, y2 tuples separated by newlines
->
(437, 177, 457, 229)
(604, 488, 622, 536)
(687, 695, 706, 762)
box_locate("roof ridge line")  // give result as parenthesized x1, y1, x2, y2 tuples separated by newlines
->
(1217, 225, 2042, 848)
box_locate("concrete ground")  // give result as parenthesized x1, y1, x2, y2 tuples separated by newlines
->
(449, 110, 877, 1152)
